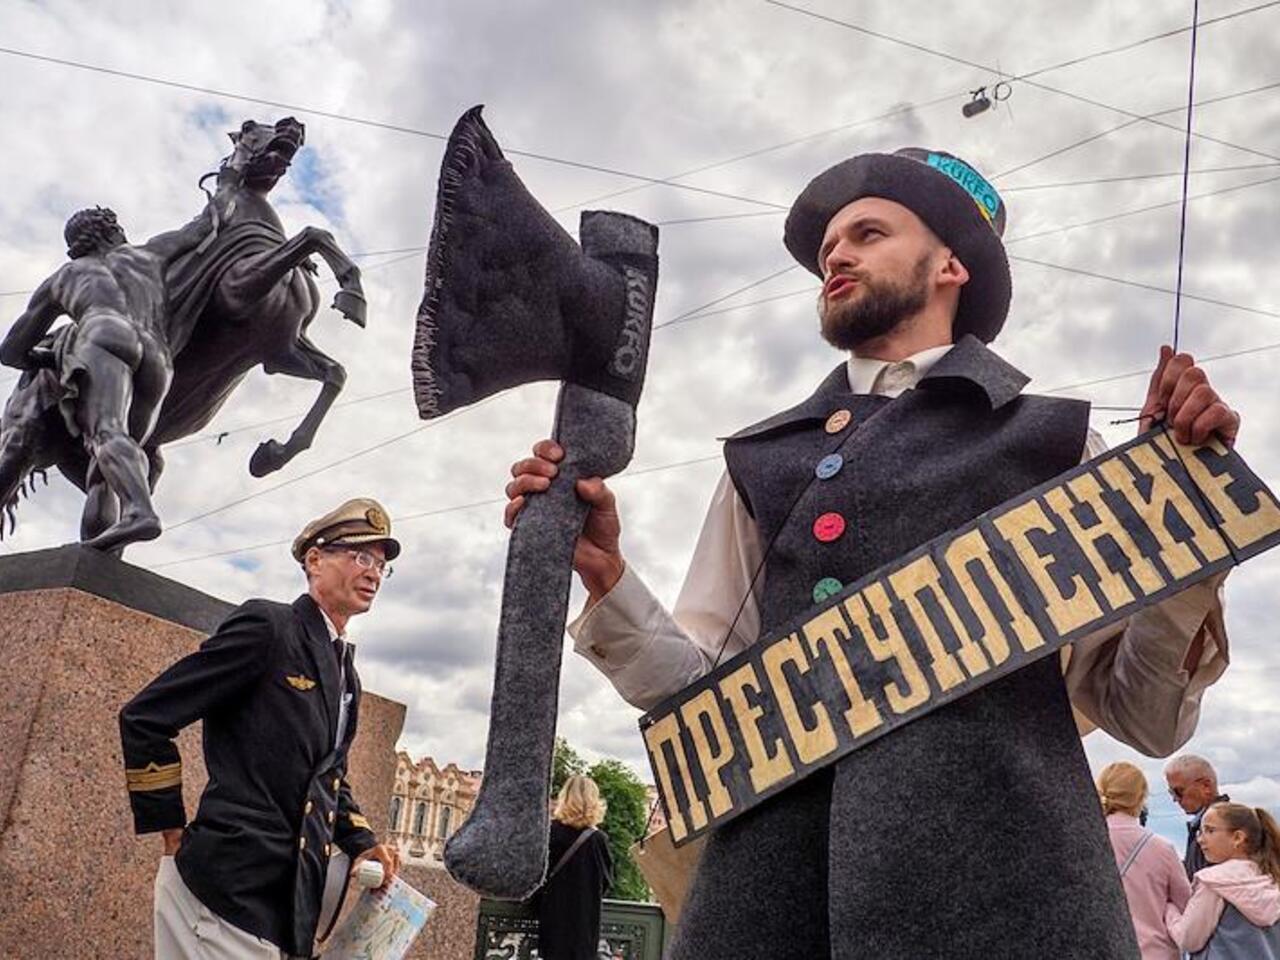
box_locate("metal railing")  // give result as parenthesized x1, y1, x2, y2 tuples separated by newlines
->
(475, 898, 668, 960)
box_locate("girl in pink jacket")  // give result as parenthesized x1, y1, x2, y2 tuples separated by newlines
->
(1166, 801, 1280, 958)
(1098, 762, 1191, 960)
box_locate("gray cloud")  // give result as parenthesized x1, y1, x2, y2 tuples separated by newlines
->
(2, 1, 1278, 794)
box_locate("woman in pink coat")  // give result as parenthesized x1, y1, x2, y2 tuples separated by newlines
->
(1097, 762, 1191, 960)
(1166, 801, 1280, 958)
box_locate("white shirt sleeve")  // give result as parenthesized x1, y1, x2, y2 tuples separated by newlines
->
(1063, 427, 1230, 755)
(568, 470, 762, 711)
(570, 426, 1231, 753)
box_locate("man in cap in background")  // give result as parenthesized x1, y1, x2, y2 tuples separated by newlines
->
(505, 149, 1240, 957)
(1166, 753, 1231, 878)
(120, 497, 401, 959)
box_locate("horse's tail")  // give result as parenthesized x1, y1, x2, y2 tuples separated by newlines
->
(0, 367, 59, 540)
(1, 468, 49, 540)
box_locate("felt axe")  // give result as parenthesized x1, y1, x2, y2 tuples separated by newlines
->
(411, 106, 659, 899)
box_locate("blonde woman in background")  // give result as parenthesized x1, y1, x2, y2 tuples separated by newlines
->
(533, 775, 615, 960)
(1166, 801, 1280, 957)
(1098, 762, 1191, 960)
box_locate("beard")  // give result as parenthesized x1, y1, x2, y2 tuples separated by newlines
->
(819, 252, 932, 350)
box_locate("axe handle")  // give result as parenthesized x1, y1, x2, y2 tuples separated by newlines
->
(444, 383, 636, 899)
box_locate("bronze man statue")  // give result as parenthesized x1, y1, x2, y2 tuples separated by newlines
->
(0, 206, 208, 551)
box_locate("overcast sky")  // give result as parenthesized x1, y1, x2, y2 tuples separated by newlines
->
(2, 0, 1277, 846)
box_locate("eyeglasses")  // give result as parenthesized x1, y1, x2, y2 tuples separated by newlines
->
(1168, 786, 1186, 800)
(326, 547, 393, 578)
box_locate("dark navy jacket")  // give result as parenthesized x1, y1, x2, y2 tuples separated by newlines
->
(120, 593, 377, 956)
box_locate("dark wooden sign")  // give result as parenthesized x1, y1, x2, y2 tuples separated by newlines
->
(640, 430, 1280, 846)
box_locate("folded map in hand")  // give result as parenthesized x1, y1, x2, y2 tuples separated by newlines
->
(321, 876, 436, 960)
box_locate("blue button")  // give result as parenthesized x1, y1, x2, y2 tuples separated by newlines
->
(815, 453, 844, 480)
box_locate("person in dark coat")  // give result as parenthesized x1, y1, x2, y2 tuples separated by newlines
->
(119, 497, 402, 959)
(535, 775, 614, 960)
(1165, 754, 1231, 879)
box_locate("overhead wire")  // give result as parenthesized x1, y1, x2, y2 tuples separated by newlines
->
(159, 243, 1280, 455)
(0, 46, 789, 212)
(145, 239, 1280, 528)
(552, 2, 1280, 216)
(1010, 0, 1280, 82)
(1040, 340, 1280, 395)
(1000, 161, 1280, 193)
(151, 327, 1280, 568)
(18, 196, 1280, 459)
(1009, 255, 1280, 321)
(152, 452, 726, 568)
(994, 78, 1280, 181)
(761, 1, 1280, 169)
(4, 12, 1277, 537)
(761, 0, 1269, 80)
(653, 265, 801, 330)
(549, 91, 961, 215)
(1004, 171, 1280, 245)
(7, 148, 1280, 304)
(1171, 0, 1202, 353)
(3, 2, 1274, 237)
(8, 148, 1280, 456)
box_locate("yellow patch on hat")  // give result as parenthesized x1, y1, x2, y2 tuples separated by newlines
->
(365, 505, 389, 534)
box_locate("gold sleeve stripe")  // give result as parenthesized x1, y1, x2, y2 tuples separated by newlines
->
(126, 761, 182, 792)
(348, 813, 372, 830)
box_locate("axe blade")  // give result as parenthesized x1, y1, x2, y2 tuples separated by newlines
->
(412, 106, 656, 420)
(412, 108, 659, 898)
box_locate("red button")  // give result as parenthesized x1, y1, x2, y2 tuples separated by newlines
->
(813, 512, 846, 542)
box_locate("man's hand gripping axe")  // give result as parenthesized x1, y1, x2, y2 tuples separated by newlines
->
(411, 107, 659, 899)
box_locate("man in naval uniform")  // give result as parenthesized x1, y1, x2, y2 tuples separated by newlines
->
(504, 149, 1240, 958)
(120, 497, 402, 958)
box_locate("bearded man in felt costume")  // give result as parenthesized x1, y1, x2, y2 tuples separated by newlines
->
(506, 148, 1240, 958)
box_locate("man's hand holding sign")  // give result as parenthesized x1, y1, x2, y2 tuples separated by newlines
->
(1143, 344, 1240, 447)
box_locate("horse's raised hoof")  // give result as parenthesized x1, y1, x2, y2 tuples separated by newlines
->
(333, 289, 367, 328)
(249, 439, 289, 477)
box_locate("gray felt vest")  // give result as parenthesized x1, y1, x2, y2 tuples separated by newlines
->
(1191, 905, 1280, 960)
(669, 338, 1140, 960)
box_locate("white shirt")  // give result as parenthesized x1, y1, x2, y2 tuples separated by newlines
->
(319, 608, 354, 752)
(568, 345, 1228, 755)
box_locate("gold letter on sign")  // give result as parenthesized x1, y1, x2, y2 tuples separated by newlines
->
(942, 528, 1043, 658)
(994, 499, 1103, 634)
(801, 607, 884, 738)
(888, 554, 991, 689)
(679, 689, 736, 819)
(1099, 438, 1227, 578)
(720, 663, 796, 794)
(843, 584, 931, 714)
(1172, 436, 1280, 551)
(761, 634, 839, 765)
(1044, 472, 1165, 610)
(643, 713, 700, 841)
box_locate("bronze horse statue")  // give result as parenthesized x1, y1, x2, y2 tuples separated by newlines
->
(0, 117, 367, 547)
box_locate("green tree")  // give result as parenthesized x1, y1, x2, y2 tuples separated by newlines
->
(587, 758, 651, 902)
(551, 737, 586, 797)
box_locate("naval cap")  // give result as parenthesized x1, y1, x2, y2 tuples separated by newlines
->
(292, 497, 401, 563)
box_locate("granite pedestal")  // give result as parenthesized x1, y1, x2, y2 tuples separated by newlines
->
(0, 545, 406, 958)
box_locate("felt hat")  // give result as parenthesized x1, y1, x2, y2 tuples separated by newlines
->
(784, 148, 1010, 343)
(291, 497, 401, 562)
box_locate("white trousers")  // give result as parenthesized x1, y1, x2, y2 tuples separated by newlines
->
(153, 856, 286, 959)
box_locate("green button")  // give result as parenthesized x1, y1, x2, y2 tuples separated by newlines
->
(812, 577, 843, 603)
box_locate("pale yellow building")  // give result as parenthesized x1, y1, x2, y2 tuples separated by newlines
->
(388, 752, 482, 862)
